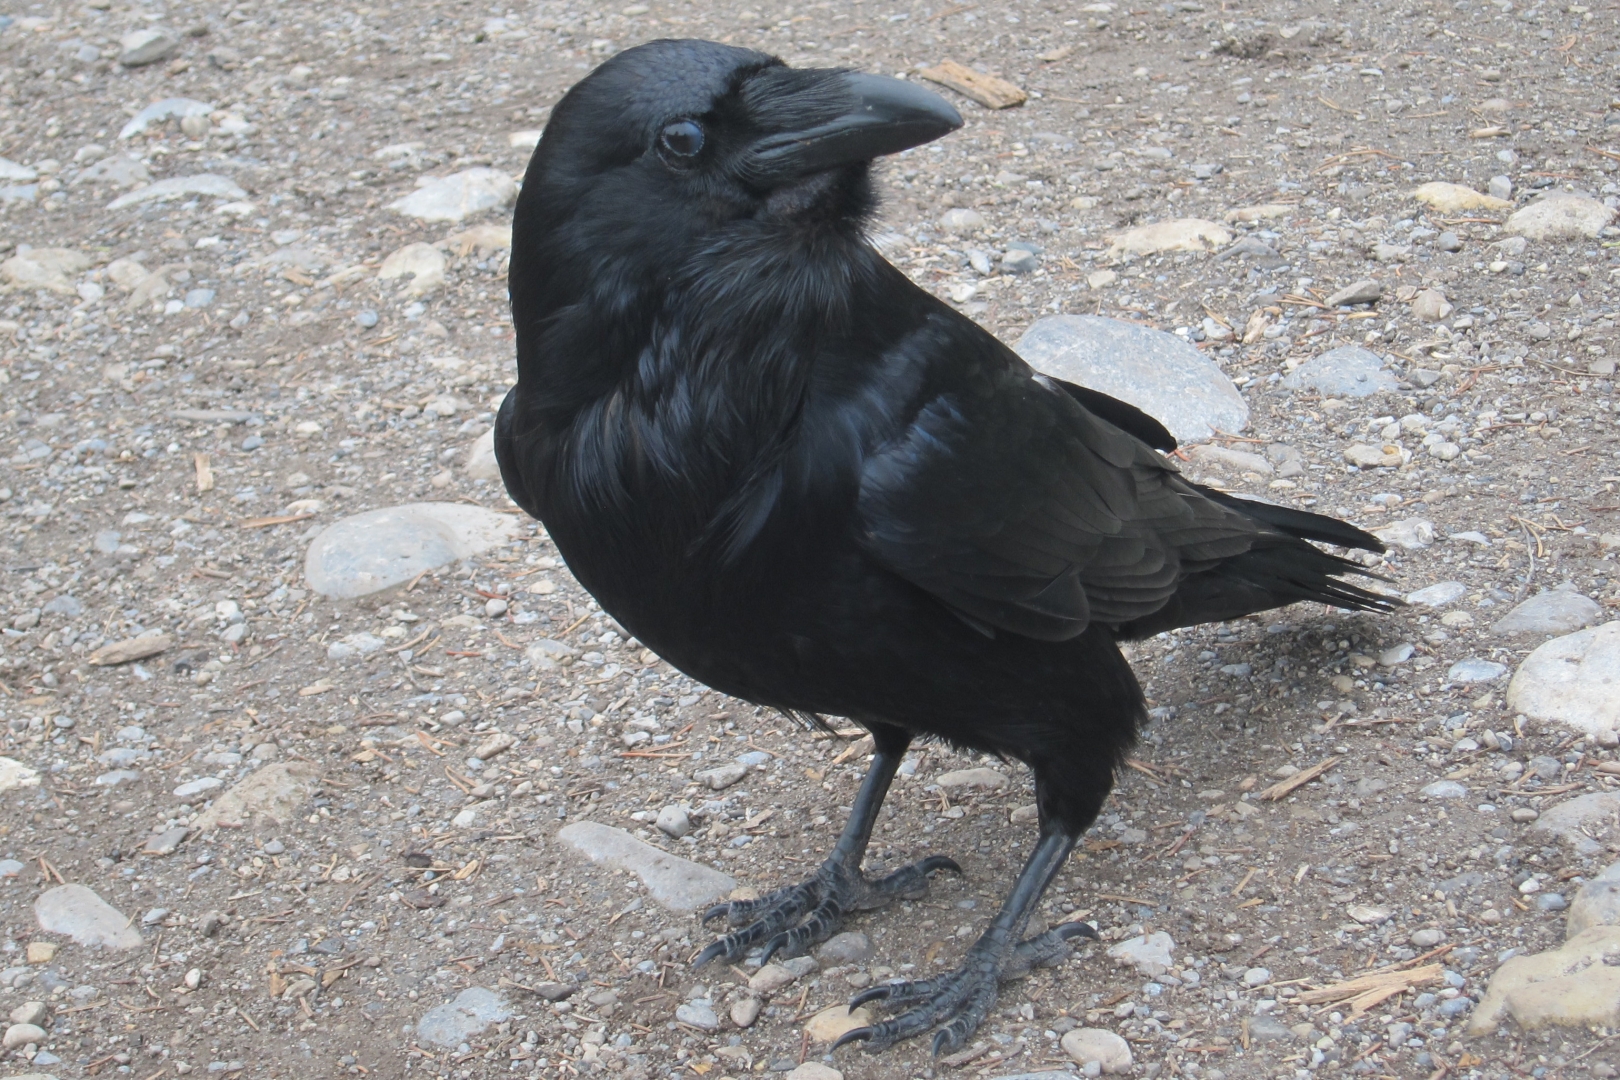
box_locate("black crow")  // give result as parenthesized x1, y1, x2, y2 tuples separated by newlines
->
(497, 39, 1392, 1055)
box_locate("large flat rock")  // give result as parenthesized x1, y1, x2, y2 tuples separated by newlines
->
(1506, 622, 1620, 737)
(1014, 315, 1247, 444)
(417, 986, 511, 1048)
(35, 885, 143, 949)
(191, 762, 320, 831)
(557, 822, 734, 911)
(304, 502, 521, 598)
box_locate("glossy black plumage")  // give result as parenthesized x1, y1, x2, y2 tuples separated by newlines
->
(498, 39, 1392, 1053)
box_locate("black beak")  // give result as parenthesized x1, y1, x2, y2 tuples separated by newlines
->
(741, 71, 962, 186)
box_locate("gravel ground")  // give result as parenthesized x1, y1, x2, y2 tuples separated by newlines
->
(3, 1, 1620, 1079)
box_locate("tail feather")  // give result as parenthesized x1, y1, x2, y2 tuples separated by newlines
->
(1116, 490, 1397, 639)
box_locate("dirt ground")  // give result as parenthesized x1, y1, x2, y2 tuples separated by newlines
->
(2, 0, 1620, 1078)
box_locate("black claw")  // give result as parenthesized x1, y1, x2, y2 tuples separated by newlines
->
(1056, 919, 1099, 942)
(692, 939, 732, 967)
(700, 902, 731, 925)
(915, 855, 963, 876)
(930, 1029, 954, 1057)
(832, 1027, 874, 1051)
(848, 984, 894, 1009)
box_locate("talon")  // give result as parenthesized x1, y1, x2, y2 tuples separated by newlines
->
(916, 855, 962, 877)
(1056, 919, 1099, 942)
(758, 933, 790, 968)
(700, 902, 731, 925)
(930, 1029, 954, 1057)
(848, 984, 894, 1009)
(692, 940, 732, 967)
(832, 1027, 874, 1051)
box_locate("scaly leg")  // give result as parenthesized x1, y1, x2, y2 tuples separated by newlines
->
(695, 724, 959, 968)
(835, 828, 1095, 1056)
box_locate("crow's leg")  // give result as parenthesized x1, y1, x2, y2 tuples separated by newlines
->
(695, 724, 959, 968)
(835, 827, 1094, 1056)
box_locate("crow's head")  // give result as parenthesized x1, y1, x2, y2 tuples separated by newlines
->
(516, 39, 961, 256)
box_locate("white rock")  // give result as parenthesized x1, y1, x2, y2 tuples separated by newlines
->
(1373, 518, 1434, 550)
(508, 129, 545, 151)
(34, 885, 143, 949)
(119, 28, 180, 67)
(1, 248, 90, 295)
(1505, 192, 1616, 241)
(655, 804, 692, 838)
(389, 167, 518, 223)
(465, 428, 501, 479)
(1283, 346, 1397, 397)
(304, 502, 520, 598)
(118, 98, 214, 140)
(417, 986, 512, 1048)
(558, 822, 735, 910)
(378, 243, 446, 297)
(938, 208, 986, 234)
(1188, 444, 1271, 474)
(1106, 931, 1174, 975)
(192, 762, 320, 831)
(0, 757, 41, 793)
(786, 1064, 841, 1080)
(1105, 218, 1231, 257)
(0, 158, 38, 183)
(1448, 658, 1506, 683)
(935, 767, 1009, 791)
(1061, 1028, 1133, 1073)
(72, 154, 152, 188)
(1407, 581, 1467, 608)
(173, 777, 223, 798)
(695, 762, 748, 790)
(2, 1023, 45, 1049)
(1507, 623, 1620, 737)
(107, 174, 247, 210)
(1468, 925, 1620, 1034)
(1420, 780, 1468, 800)
(1532, 792, 1620, 855)
(1016, 315, 1248, 444)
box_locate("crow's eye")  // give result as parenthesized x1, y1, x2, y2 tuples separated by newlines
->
(659, 120, 705, 160)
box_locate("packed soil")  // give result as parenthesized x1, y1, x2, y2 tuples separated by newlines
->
(2, 0, 1619, 1079)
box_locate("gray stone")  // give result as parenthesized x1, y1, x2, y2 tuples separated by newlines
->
(1488, 175, 1513, 200)
(1506, 622, 1620, 736)
(173, 777, 222, 798)
(1325, 279, 1382, 307)
(328, 633, 387, 661)
(389, 168, 518, 223)
(464, 428, 501, 480)
(304, 503, 521, 599)
(1283, 346, 1398, 398)
(675, 1000, 719, 1031)
(1567, 879, 1620, 937)
(1407, 581, 1467, 608)
(378, 243, 446, 297)
(1002, 248, 1039, 273)
(34, 885, 142, 949)
(71, 154, 151, 188)
(1533, 792, 1620, 855)
(1244, 1015, 1296, 1043)
(1411, 289, 1453, 322)
(40, 595, 81, 617)
(1505, 192, 1616, 241)
(557, 822, 735, 911)
(106, 174, 247, 210)
(142, 827, 188, 856)
(1420, 780, 1469, 800)
(695, 763, 748, 791)
(0, 860, 24, 878)
(936, 767, 1009, 791)
(1436, 231, 1463, 253)
(119, 28, 180, 67)
(1447, 658, 1506, 684)
(416, 987, 511, 1048)
(655, 805, 692, 839)
(117, 98, 213, 140)
(1492, 586, 1602, 639)
(817, 931, 873, 964)
(1410, 928, 1445, 948)
(1015, 315, 1248, 444)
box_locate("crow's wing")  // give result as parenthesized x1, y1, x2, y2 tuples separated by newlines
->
(856, 355, 1264, 641)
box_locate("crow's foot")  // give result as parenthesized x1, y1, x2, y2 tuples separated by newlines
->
(836, 921, 1098, 1055)
(694, 854, 959, 968)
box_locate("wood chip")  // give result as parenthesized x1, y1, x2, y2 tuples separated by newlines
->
(89, 633, 173, 666)
(194, 452, 215, 493)
(917, 60, 1027, 109)
(239, 512, 315, 529)
(1257, 755, 1341, 801)
(1296, 962, 1443, 1017)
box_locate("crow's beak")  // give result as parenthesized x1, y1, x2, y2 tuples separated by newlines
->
(742, 71, 962, 186)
